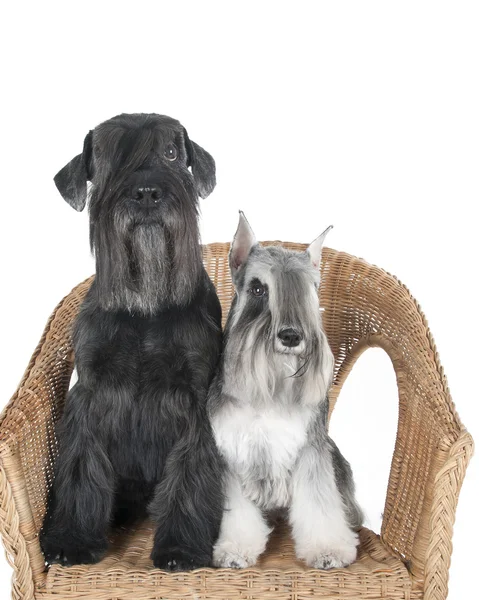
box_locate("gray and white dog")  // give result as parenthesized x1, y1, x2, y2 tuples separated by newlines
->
(208, 213, 363, 569)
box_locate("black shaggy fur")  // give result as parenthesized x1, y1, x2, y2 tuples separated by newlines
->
(40, 113, 224, 570)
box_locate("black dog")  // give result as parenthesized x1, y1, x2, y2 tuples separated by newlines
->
(40, 114, 224, 570)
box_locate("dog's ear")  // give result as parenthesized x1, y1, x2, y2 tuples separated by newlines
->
(307, 225, 333, 270)
(229, 211, 257, 279)
(54, 130, 93, 211)
(182, 128, 216, 198)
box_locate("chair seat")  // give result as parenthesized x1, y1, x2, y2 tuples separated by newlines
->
(43, 520, 419, 599)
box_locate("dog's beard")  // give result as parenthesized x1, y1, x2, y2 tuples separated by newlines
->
(225, 308, 334, 406)
(92, 196, 202, 315)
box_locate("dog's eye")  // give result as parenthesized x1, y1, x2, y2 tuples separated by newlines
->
(250, 285, 266, 297)
(164, 144, 178, 161)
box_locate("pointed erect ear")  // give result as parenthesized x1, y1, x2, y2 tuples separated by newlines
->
(307, 225, 333, 270)
(229, 211, 258, 279)
(53, 130, 93, 211)
(182, 128, 216, 199)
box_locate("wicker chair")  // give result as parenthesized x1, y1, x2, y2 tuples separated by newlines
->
(0, 242, 473, 600)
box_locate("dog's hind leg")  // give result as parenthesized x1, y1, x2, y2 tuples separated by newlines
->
(329, 438, 364, 529)
(149, 419, 224, 570)
(213, 473, 272, 569)
(40, 383, 115, 566)
(289, 440, 360, 569)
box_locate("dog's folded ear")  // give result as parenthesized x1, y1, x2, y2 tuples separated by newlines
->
(54, 130, 93, 211)
(307, 225, 333, 270)
(229, 211, 258, 279)
(182, 128, 216, 198)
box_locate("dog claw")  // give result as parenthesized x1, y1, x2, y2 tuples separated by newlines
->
(213, 547, 258, 569)
(151, 548, 210, 571)
(41, 534, 108, 566)
(306, 546, 358, 570)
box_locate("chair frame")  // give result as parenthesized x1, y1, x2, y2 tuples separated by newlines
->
(0, 243, 473, 600)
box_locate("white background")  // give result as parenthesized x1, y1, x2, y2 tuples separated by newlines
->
(1, 1, 477, 598)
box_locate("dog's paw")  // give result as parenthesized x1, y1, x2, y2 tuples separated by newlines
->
(41, 536, 108, 566)
(151, 547, 210, 571)
(303, 532, 359, 570)
(308, 549, 356, 569)
(213, 544, 260, 569)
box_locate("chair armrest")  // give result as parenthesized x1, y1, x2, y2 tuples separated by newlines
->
(0, 277, 92, 595)
(320, 249, 474, 599)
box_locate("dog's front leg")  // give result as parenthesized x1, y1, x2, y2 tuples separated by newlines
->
(149, 419, 224, 571)
(213, 473, 272, 569)
(40, 383, 115, 566)
(289, 442, 359, 569)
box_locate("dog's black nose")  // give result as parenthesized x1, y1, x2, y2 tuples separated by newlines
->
(132, 186, 162, 206)
(278, 328, 303, 348)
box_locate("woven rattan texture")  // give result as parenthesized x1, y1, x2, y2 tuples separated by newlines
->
(0, 242, 473, 600)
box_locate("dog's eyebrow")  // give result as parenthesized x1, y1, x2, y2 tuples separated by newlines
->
(248, 277, 267, 289)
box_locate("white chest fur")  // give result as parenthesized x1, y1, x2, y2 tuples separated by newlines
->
(212, 400, 315, 510)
